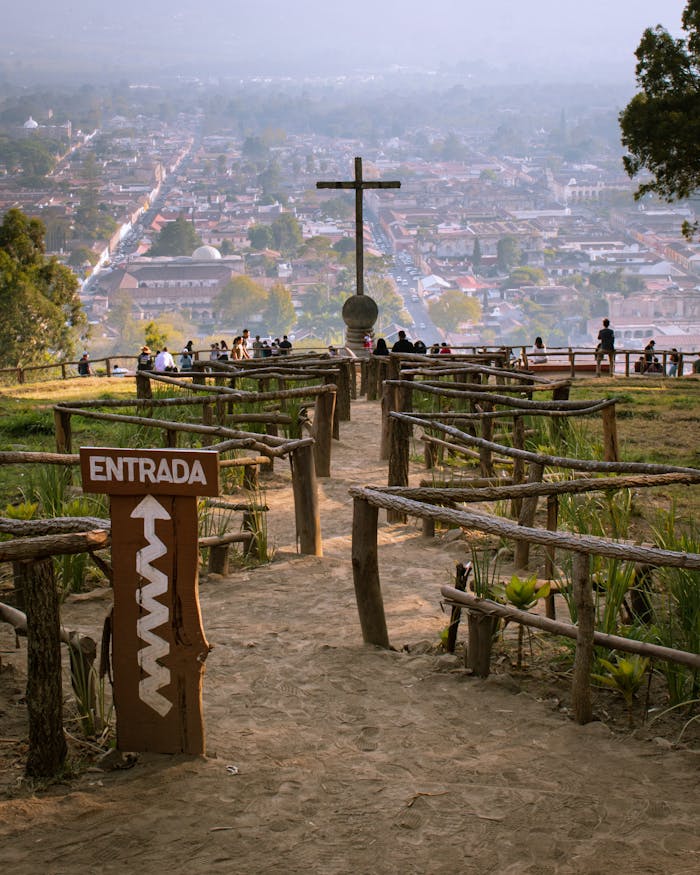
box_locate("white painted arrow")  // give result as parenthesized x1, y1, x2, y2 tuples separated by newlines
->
(131, 495, 172, 717)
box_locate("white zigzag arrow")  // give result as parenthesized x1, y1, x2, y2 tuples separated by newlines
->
(131, 495, 172, 717)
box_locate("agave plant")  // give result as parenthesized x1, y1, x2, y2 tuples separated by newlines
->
(592, 655, 650, 727)
(504, 574, 550, 669)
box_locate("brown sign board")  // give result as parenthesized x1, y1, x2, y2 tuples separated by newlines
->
(79, 446, 219, 755)
(80, 447, 219, 497)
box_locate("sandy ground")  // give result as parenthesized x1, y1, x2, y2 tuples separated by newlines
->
(1, 399, 699, 874)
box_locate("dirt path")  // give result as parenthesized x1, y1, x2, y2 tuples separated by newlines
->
(1, 399, 698, 874)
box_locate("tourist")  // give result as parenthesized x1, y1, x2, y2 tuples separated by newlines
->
(328, 345, 338, 357)
(647, 357, 663, 374)
(596, 318, 615, 376)
(231, 336, 244, 360)
(530, 336, 548, 363)
(209, 343, 220, 362)
(241, 328, 251, 358)
(179, 348, 193, 370)
(137, 346, 153, 371)
(373, 338, 389, 356)
(413, 339, 427, 354)
(154, 347, 176, 372)
(363, 334, 373, 354)
(279, 335, 292, 354)
(634, 356, 646, 374)
(185, 339, 194, 353)
(668, 349, 680, 377)
(77, 353, 92, 376)
(439, 342, 451, 355)
(429, 343, 441, 355)
(391, 330, 414, 353)
(643, 339, 656, 371)
(261, 340, 272, 357)
(271, 339, 281, 356)
(218, 339, 229, 361)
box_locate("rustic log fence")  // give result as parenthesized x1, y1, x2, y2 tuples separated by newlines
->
(348, 485, 700, 724)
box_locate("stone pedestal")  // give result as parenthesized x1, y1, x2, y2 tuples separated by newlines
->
(342, 294, 378, 355)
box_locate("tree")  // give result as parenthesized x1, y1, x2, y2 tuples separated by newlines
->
(247, 224, 274, 251)
(427, 291, 481, 332)
(213, 275, 268, 326)
(263, 282, 296, 335)
(507, 266, 546, 287)
(472, 237, 482, 271)
(496, 236, 522, 273)
(0, 208, 86, 367)
(620, 2, 700, 236)
(270, 213, 303, 255)
(149, 216, 202, 257)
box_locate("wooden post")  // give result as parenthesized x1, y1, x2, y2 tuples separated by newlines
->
(678, 353, 684, 377)
(571, 551, 594, 724)
(511, 415, 525, 518)
(366, 356, 378, 401)
(105, 358, 111, 376)
(479, 403, 494, 477)
(136, 372, 152, 400)
(351, 497, 389, 647)
(387, 415, 409, 523)
(243, 464, 259, 490)
(312, 389, 336, 478)
(54, 409, 72, 454)
(24, 558, 67, 778)
(466, 611, 497, 677)
(545, 494, 558, 619)
(208, 544, 230, 575)
(201, 402, 213, 447)
(625, 352, 630, 377)
(445, 562, 468, 653)
(380, 383, 392, 461)
(61, 363, 67, 379)
(265, 423, 277, 473)
(165, 429, 178, 448)
(336, 361, 352, 421)
(569, 348, 575, 379)
(514, 461, 545, 569)
(601, 404, 619, 462)
(289, 444, 322, 556)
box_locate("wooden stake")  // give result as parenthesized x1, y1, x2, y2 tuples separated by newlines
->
(514, 462, 544, 569)
(351, 498, 389, 647)
(289, 444, 322, 556)
(571, 552, 594, 724)
(24, 558, 67, 777)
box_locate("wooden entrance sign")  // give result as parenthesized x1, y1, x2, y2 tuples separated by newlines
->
(80, 447, 219, 755)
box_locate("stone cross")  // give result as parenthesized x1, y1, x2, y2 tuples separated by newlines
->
(317, 156, 400, 296)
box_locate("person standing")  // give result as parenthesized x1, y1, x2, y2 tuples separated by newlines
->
(279, 335, 292, 354)
(597, 318, 615, 376)
(137, 346, 153, 371)
(391, 330, 414, 353)
(668, 348, 680, 377)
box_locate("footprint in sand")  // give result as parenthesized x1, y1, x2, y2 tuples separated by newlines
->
(356, 725, 380, 751)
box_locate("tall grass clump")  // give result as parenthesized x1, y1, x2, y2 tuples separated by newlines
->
(651, 507, 700, 705)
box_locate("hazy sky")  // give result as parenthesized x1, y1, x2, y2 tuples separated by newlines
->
(1, 0, 690, 81)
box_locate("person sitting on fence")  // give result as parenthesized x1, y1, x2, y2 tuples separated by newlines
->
(154, 347, 177, 372)
(439, 342, 451, 354)
(646, 356, 663, 374)
(413, 339, 427, 354)
(668, 348, 680, 377)
(373, 337, 389, 356)
(429, 342, 441, 355)
(530, 336, 548, 363)
(77, 353, 92, 376)
(137, 346, 153, 371)
(218, 340, 230, 361)
(634, 355, 646, 373)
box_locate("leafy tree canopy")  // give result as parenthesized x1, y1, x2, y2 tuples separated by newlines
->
(427, 290, 481, 332)
(620, 1, 700, 236)
(149, 215, 202, 257)
(0, 208, 86, 368)
(270, 213, 303, 255)
(263, 282, 296, 336)
(247, 224, 274, 251)
(496, 236, 523, 273)
(213, 275, 268, 326)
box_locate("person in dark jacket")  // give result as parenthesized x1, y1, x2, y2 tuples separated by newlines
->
(391, 330, 414, 353)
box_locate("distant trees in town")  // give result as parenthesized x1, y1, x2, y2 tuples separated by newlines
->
(620, 1, 700, 237)
(74, 153, 117, 241)
(148, 215, 203, 257)
(496, 236, 523, 273)
(213, 275, 269, 326)
(263, 282, 296, 336)
(0, 208, 86, 367)
(247, 214, 303, 255)
(428, 291, 481, 333)
(0, 136, 60, 184)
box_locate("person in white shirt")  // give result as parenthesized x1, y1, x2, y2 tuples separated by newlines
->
(154, 347, 176, 371)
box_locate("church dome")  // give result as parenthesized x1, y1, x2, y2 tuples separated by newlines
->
(23, 116, 39, 129)
(192, 245, 222, 260)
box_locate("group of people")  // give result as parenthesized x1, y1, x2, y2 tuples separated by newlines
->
(369, 331, 453, 356)
(136, 330, 294, 373)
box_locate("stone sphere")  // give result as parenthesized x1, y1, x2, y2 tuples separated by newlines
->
(342, 294, 378, 328)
